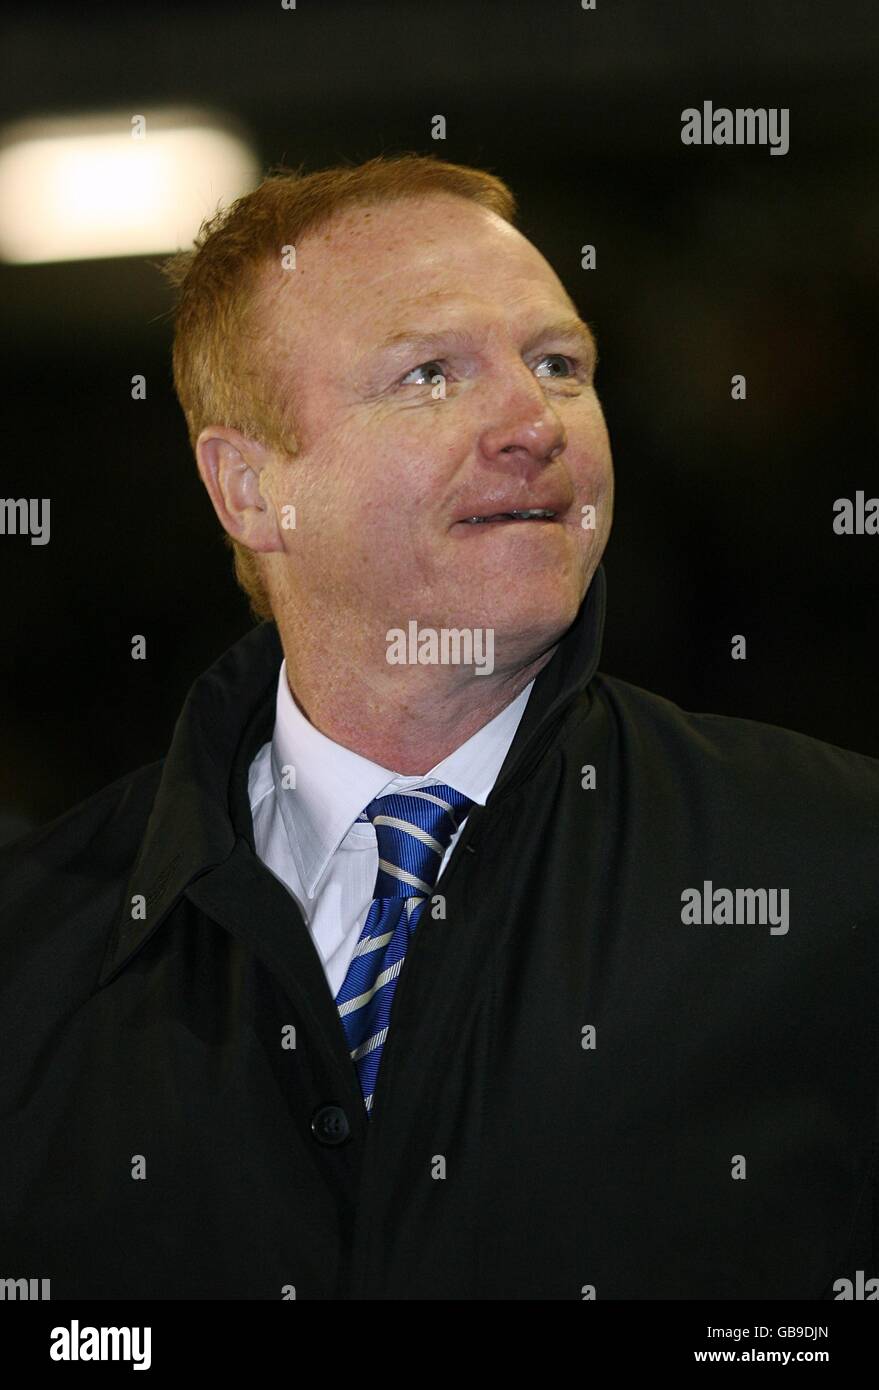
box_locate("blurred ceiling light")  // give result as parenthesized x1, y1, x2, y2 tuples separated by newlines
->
(0, 109, 258, 264)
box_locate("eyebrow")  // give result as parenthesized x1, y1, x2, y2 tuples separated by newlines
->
(370, 316, 599, 363)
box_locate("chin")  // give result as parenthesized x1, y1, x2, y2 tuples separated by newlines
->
(480, 588, 581, 665)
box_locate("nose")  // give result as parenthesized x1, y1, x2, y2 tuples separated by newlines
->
(477, 370, 567, 467)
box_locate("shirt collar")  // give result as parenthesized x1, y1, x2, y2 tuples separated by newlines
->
(270, 659, 534, 899)
(97, 564, 607, 988)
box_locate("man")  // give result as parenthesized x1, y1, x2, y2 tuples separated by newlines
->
(0, 155, 876, 1300)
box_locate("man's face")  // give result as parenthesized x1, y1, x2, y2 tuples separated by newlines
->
(261, 193, 614, 671)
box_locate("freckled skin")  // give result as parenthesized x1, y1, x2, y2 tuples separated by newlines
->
(198, 194, 615, 772)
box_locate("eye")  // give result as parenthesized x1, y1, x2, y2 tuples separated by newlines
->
(399, 359, 447, 386)
(534, 353, 577, 379)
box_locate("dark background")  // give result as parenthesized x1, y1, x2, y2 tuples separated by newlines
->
(1, 0, 877, 837)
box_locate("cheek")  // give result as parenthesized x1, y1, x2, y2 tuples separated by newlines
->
(366, 409, 466, 509)
(572, 405, 613, 485)
(293, 428, 432, 572)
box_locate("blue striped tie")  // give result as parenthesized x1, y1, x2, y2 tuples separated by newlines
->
(335, 783, 474, 1116)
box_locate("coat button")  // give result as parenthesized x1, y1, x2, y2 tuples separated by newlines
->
(311, 1105, 351, 1146)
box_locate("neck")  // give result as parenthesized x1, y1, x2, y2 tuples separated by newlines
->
(274, 609, 559, 775)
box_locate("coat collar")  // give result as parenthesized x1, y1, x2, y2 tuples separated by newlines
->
(96, 564, 607, 988)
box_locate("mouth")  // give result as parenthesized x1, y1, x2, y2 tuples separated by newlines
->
(455, 508, 560, 528)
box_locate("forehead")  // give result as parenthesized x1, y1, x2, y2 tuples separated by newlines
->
(269, 195, 575, 351)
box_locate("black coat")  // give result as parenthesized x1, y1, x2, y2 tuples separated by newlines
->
(1, 567, 877, 1299)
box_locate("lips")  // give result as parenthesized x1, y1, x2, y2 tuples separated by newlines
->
(454, 492, 571, 520)
(462, 508, 557, 525)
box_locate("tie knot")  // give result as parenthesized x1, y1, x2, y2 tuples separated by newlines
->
(361, 783, 474, 900)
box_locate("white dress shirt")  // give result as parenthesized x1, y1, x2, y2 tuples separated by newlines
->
(248, 659, 534, 998)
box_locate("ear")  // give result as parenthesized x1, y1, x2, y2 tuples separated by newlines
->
(195, 425, 284, 555)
